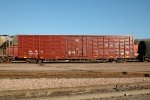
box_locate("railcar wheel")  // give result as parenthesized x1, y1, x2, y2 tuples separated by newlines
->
(3, 57, 8, 62)
(0, 58, 3, 63)
(26, 59, 30, 63)
(117, 58, 124, 63)
(30, 59, 36, 63)
(138, 55, 144, 62)
(102, 60, 107, 63)
(37, 59, 43, 63)
(112, 60, 117, 63)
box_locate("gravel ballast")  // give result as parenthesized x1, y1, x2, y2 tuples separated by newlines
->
(0, 78, 150, 91)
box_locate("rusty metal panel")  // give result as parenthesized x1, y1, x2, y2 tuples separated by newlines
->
(60, 36, 67, 59)
(109, 36, 115, 58)
(86, 36, 93, 59)
(82, 36, 87, 57)
(119, 36, 125, 58)
(103, 36, 109, 58)
(49, 36, 62, 59)
(67, 36, 83, 59)
(98, 36, 104, 58)
(6, 45, 18, 57)
(39, 36, 50, 59)
(19, 35, 68, 59)
(129, 36, 135, 58)
(93, 36, 99, 58)
(124, 36, 130, 58)
(134, 44, 138, 56)
(114, 36, 120, 58)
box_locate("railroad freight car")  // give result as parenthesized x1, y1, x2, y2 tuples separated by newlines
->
(0, 35, 13, 62)
(4, 35, 134, 63)
(138, 39, 150, 62)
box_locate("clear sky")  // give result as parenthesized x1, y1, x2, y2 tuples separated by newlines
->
(0, 0, 150, 39)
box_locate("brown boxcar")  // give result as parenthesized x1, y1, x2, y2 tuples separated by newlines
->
(17, 35, 135, 61)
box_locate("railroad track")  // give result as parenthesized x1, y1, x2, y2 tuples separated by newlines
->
(11, 60, 140, 63)
(0, 70, 150, 78)
(0, 62, 150, 78)
(0, 82, 149, 100)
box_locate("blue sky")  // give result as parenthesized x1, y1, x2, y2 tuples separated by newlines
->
(0, 0, 150, 39)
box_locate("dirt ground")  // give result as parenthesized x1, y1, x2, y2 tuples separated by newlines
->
(0, 82, 150, 100)
(24, 90, 150, 100)
(0, 62, 150, 78)
(0, 62, 150, 100)
(0, 62, 150, 72)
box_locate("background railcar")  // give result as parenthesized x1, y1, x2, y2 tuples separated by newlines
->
(138, 39, 150, 62)
(0, 35, 12, 62)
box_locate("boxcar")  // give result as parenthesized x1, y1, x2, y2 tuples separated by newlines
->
(7, 35, 135, 62)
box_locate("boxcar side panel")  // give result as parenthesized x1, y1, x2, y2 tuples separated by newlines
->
(18, 35, 68, 60)
(6, 45, 18, 57)
(98, 36, 104, 58)
(17, 35, 135, 60)
(67, 36, 83, 59)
